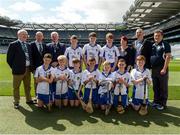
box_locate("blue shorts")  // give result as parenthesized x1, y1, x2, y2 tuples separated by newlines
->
(37, 94, 50, 104)
(83, 88, 98, 104)
(54, 92, 68, 100)
(113, 95, 128, 108)
(68, 88, 78, 100)
(132, 98, 149, 106)
(99, 91, 112, 105)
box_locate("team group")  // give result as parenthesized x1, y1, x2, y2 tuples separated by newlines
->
(6, 28, 171, 116)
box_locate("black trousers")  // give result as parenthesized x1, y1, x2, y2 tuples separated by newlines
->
(152, 66, 169, 106)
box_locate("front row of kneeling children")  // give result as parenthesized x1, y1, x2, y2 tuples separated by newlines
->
(35, 53, 152, 115)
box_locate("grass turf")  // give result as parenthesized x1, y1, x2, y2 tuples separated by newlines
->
(0, 54, 180, 134)
(0, 97, 180, 134)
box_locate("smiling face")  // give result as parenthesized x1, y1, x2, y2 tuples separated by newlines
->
(35, 32, 44, 42)
(58, 59, 66, 68)
(136, 29, 144, 40)
(118, 61, 126, 70)
(43, 57, 52, 66)
(73, 62, 80, 70)
(154, 32, 163, 44)
(51, 32, 59, 43)
(89, 36, 96, 44)
(136, 59, 145, 69)
(70, 38, 78, 47)
(18, 30, 28, 42)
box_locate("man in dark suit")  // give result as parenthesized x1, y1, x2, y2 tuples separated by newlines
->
(30, 31, 47, 100)
(7, 29, 34, 109)
(31, 31, 47, 71)
(134, 28, 152, 69)
(46, 31, 66, 67)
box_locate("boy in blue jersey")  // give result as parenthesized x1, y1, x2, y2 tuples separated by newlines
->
(54, 55, 72, 108)
(34, 53, 54, 110)
(68, 58, 82, 107)
(64, 35, 83, 69)
(82, 57, 100, 110)
(114, 59, 131, 114)
(98, 61, 115, 115)
(101, 33, 119, 72)
(83, 32, 102, 69)
(131, 55, 152, 115)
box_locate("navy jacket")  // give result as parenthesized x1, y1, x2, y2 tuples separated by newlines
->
(30, 41, 47, 71)
(7, 40, 33, 75)
(46, 42, 66, 63)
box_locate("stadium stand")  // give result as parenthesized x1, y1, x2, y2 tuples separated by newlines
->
(0, 0, 180, 57)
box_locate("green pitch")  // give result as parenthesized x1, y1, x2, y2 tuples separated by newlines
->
(0, 54, 180, 134)
(0, 54, 180, 99)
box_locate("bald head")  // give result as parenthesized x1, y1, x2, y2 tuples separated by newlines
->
(51, 32, 59, 43)
(136, 28, 144, 40)
(35, 31, 44, 42)
(17, 29, 28, 42)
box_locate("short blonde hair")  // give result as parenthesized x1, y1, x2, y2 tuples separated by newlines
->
(102, 61, 111, 67)
(57, 55, 67, 62)
(106, 33, 114, 39)
(136, 55, 146, 62)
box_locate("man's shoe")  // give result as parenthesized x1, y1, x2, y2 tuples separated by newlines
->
(152, 102, 159, 108)
(156, 104, 164, 110)
(14, 103, 19, 109)
(26, 100, 36, 105)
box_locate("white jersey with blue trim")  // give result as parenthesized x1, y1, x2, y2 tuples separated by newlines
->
(34, 65, 55, 95)
(131, 68, 152, 99)
(70, 70, 82, 91)
(82, 68, 101, 89)
(83, 43, 101, 65)
(114, 70, 131, 95)
(54, 67, 72, 95)
(101, 45, 120, 64)
(64, 46, 82, 67)
(98, 72, 115, 94)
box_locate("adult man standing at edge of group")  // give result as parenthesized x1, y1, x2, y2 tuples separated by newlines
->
(7, 29, 34, 109)
(134, 28, 152, 69)
(46, 32, 66, 68)
(151, 29, 171, 110)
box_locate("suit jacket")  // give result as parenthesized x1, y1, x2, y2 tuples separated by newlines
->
(133, 39, 152, 69)
(140, 39, 153, 69)
(30, 41, 47, 71)
(7, 40, 33, 75)
(46, 42, 66, 63)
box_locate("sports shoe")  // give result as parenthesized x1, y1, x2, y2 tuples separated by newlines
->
(156, 104, 164, 110)
(26, 100, 36, 105)
(14, 103, 19, 109)
(152, 102, 159, 108)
